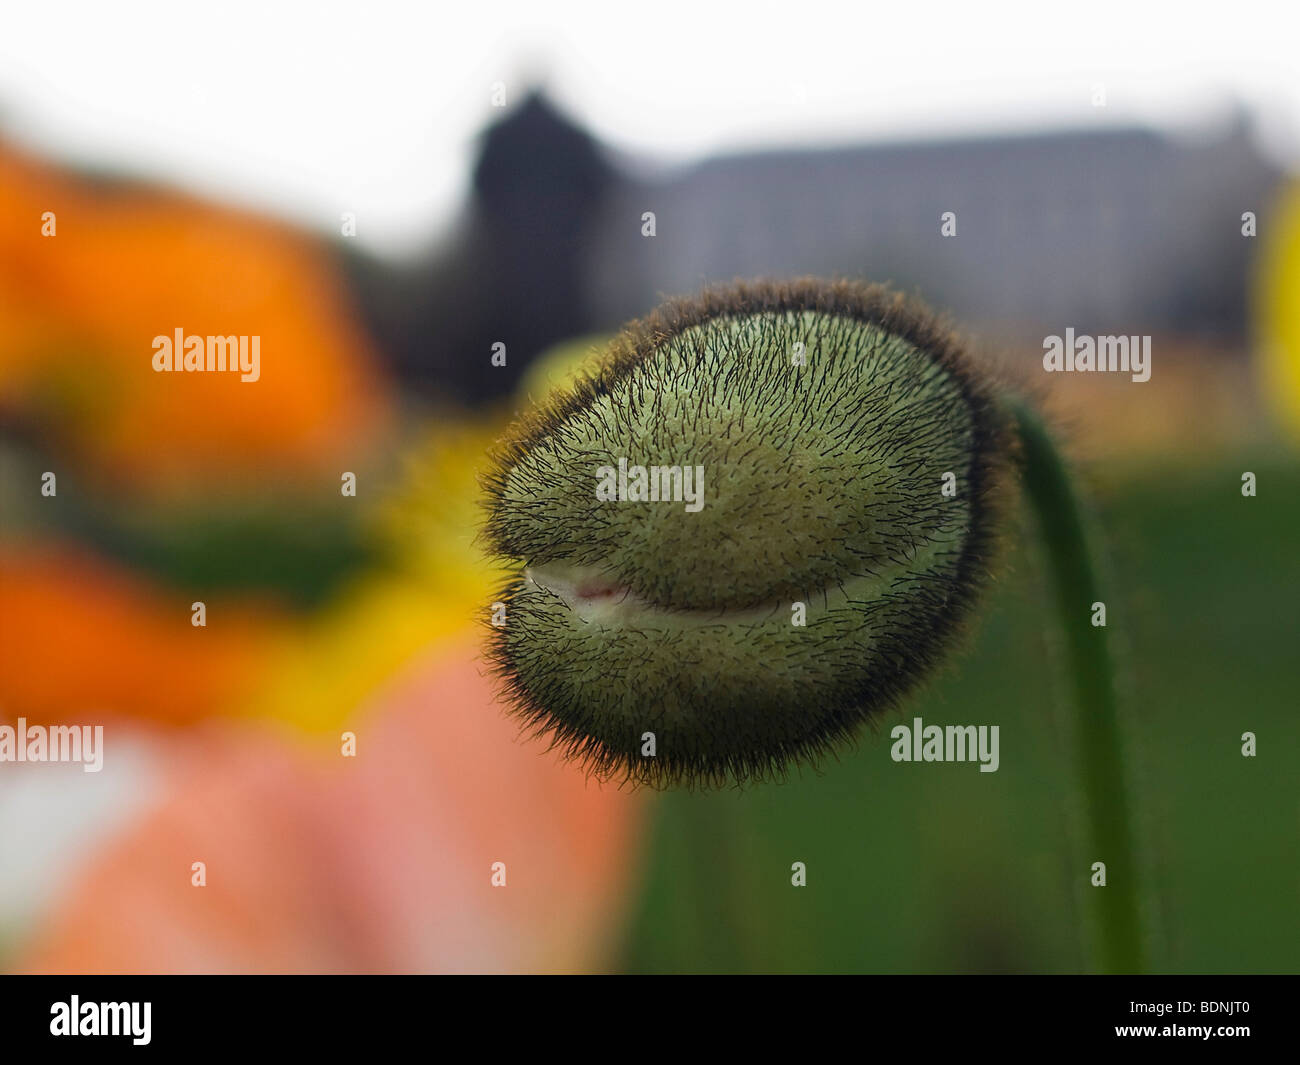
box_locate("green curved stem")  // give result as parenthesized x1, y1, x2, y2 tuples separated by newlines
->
(1010, 398, 1146, 974)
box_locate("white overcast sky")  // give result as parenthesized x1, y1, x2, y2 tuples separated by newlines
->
(2, 0, 1297, 255)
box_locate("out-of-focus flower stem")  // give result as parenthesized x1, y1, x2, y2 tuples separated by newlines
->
(1011, 398, 1146, 974)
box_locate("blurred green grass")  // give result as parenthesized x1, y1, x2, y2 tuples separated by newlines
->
(619, 448, 1300, 973)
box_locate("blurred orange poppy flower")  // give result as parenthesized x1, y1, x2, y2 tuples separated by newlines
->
(0, 544, 288, 728)
(0, 139, 388, 487)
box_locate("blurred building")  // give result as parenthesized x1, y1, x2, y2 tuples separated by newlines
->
(345, 93, 1285, 402)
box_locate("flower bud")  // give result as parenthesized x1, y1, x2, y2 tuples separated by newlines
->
(483, 278, 1011, 786)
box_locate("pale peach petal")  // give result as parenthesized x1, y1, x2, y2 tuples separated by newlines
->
(16, 636, 643, 974)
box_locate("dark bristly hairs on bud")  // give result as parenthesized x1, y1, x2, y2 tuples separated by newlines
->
(481, 277, 1013, 788)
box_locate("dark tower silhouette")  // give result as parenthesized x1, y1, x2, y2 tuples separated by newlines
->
(341, 91, 614, 404)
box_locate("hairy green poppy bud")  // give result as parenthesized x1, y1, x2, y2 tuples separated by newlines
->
(483, 278, 1011, 787)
